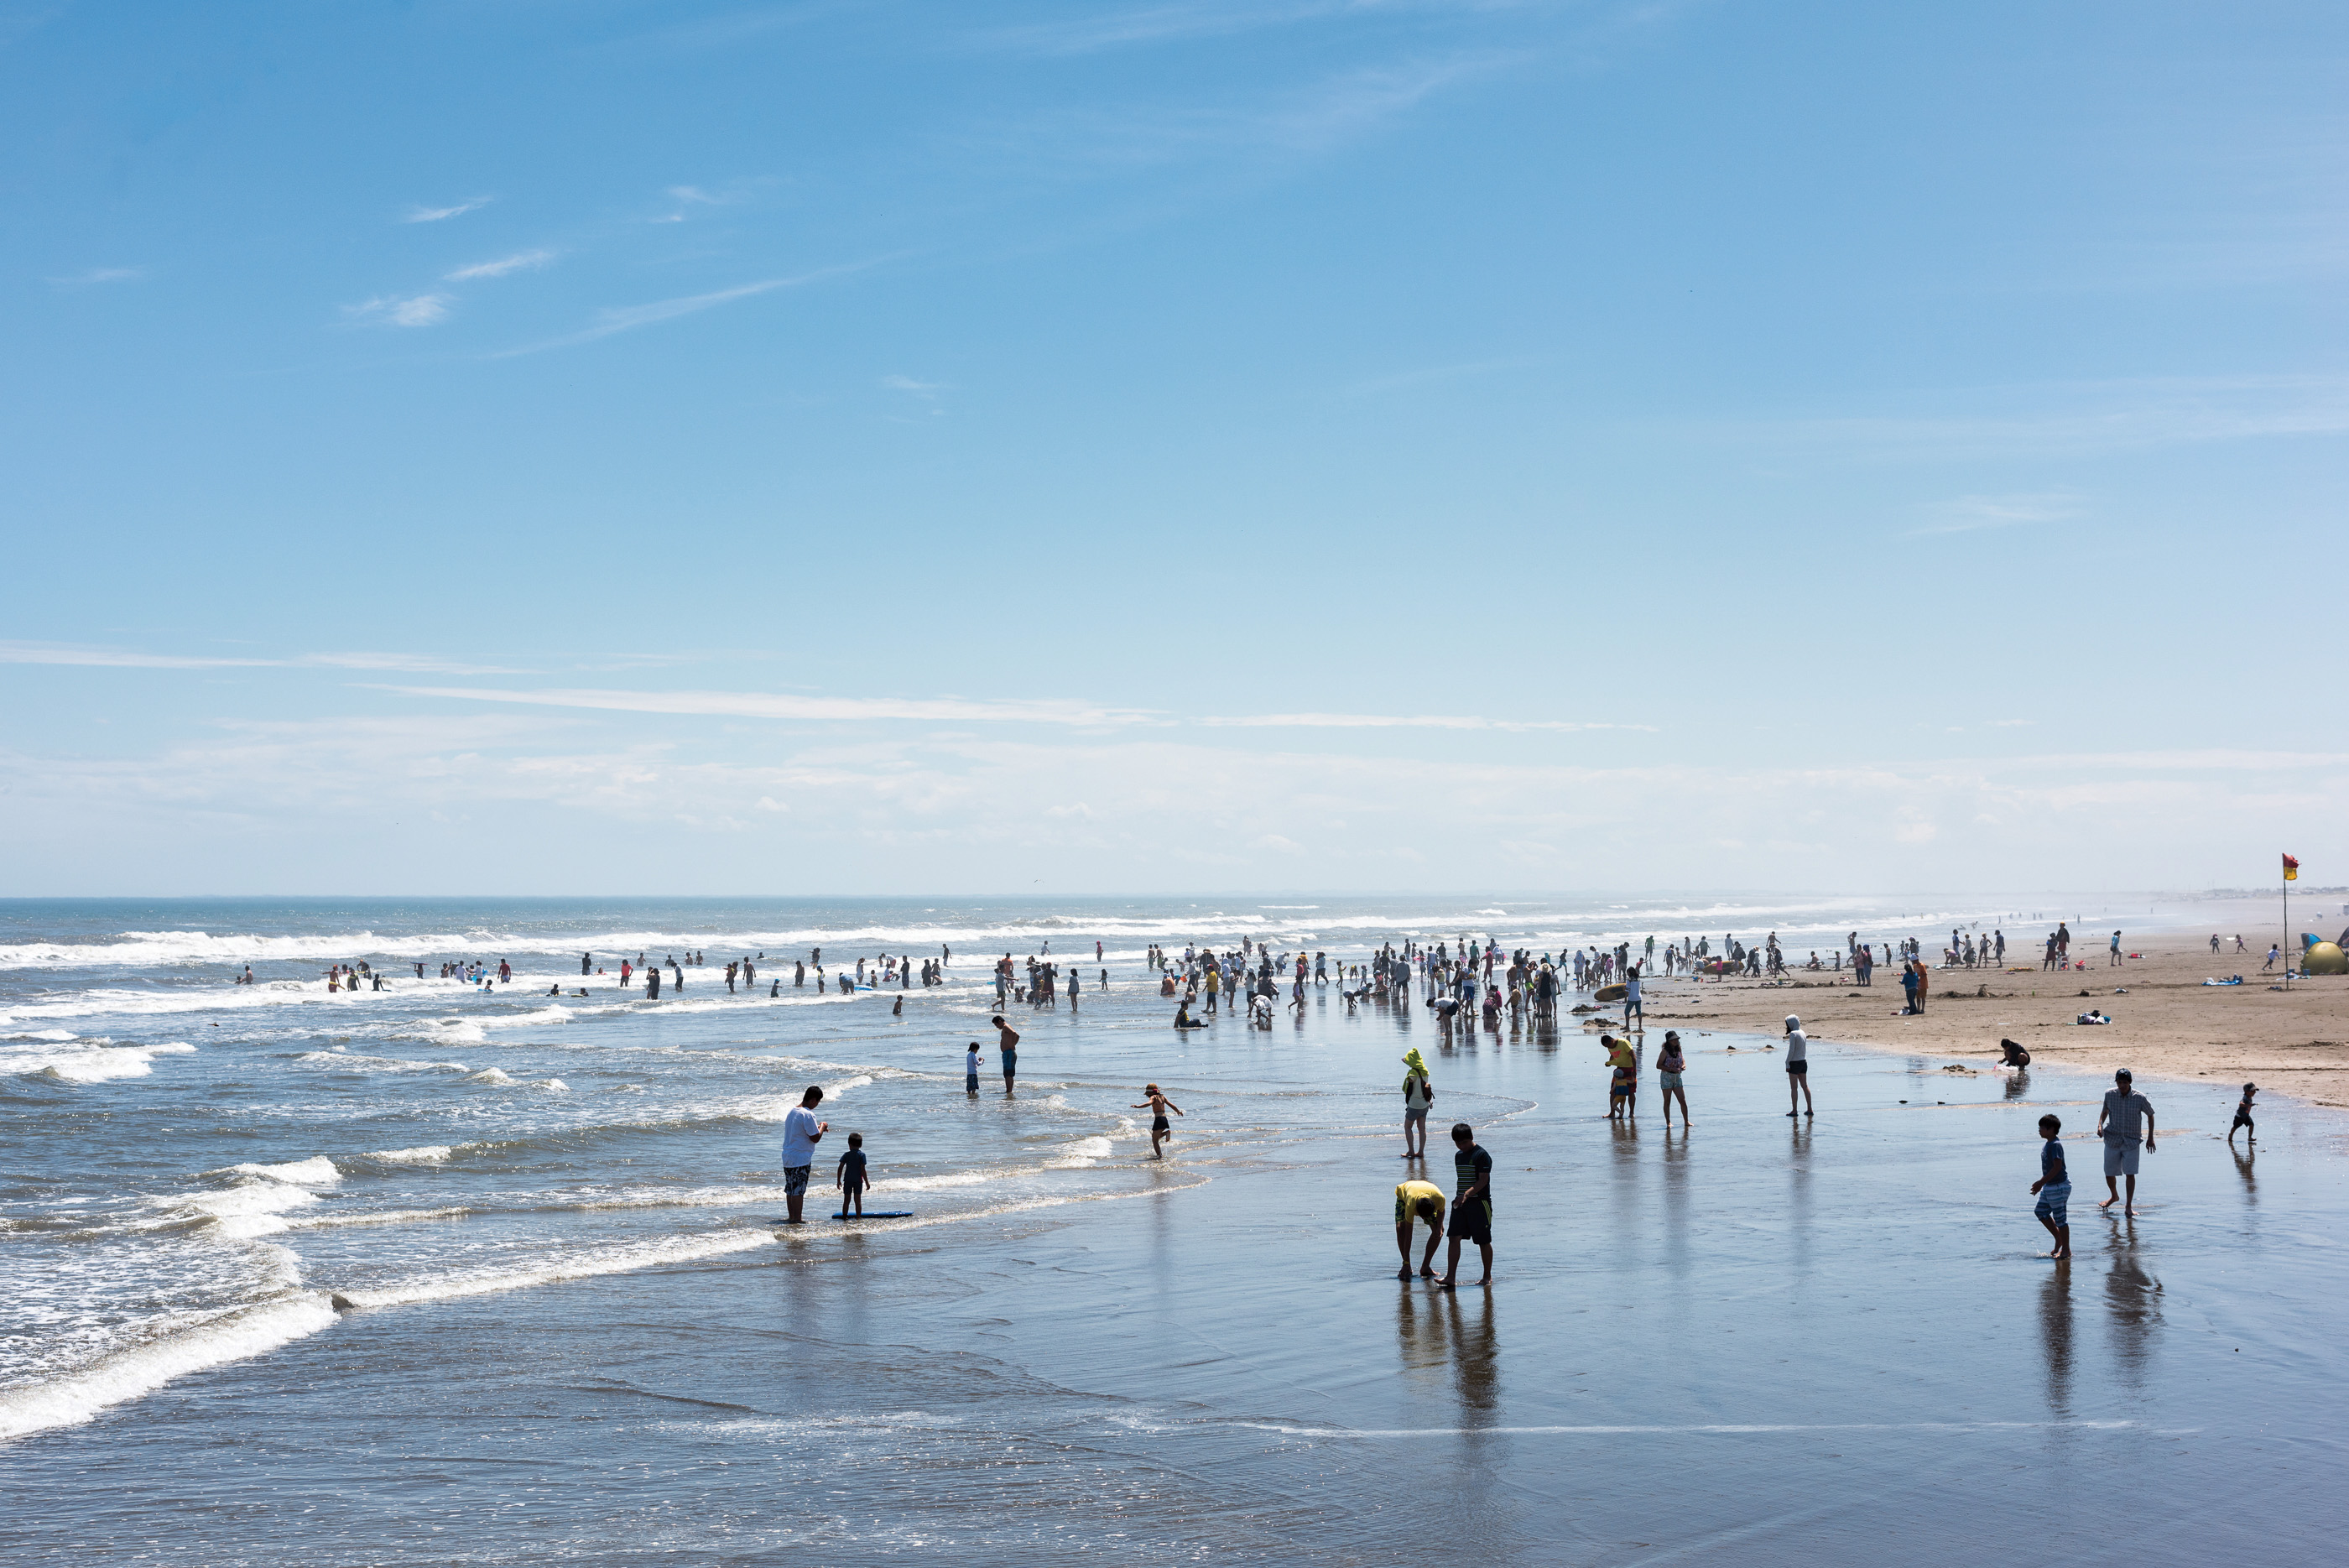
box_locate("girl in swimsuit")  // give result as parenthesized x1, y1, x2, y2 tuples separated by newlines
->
(1657, 1030, 1690, 1128)
(1132, 1084, 1185, 1159)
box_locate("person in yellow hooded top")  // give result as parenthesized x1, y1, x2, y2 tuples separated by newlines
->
(1603, 1034, 1638, 1120)
(1395, 1178, 1446, 1279)
(1401, 1047, 1435, 1158)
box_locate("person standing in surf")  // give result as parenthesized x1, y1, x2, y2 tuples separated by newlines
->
(992, 1015, 1019, 1094)
(1401, 1048, 1435, 1158)
(779, 1086, 829, 1224)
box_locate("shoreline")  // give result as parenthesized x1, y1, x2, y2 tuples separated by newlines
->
(1635, 930, 2349, 1109)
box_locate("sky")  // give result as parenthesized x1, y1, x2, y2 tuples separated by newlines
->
(3, 0, 2346, 896)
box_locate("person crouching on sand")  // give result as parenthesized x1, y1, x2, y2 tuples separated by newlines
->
(1396, 1178, 1445, 1279)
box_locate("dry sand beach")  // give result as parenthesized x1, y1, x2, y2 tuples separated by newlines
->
(1649, 921, 2349, 1107)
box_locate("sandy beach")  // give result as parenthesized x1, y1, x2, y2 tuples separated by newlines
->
(1643, 921, 2349, 1107)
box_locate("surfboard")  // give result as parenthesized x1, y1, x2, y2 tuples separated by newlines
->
(832, 1211, 913, 1220)
(1594, 983, 1628, 1003)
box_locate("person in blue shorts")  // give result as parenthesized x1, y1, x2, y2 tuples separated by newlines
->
(2029, 1113, 2070, 1259)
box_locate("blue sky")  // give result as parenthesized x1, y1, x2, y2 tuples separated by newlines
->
(4, 0, 2345, 894)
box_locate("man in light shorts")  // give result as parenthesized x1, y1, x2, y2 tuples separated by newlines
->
(2096, 1069, 2155, 1216)
(779, 1085, 829, 1224)
(1401, 1048, 1434, 1158)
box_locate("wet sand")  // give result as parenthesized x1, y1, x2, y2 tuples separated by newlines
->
(1643, 930, 2349, 1107)
(7, 975, 2343, 1564)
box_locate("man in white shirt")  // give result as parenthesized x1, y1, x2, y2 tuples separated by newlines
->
(2096, 1070, 2156, 1216)
(779, 1086, 829, 1223)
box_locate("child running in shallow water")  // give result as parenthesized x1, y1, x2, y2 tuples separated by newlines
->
(1132, 1084, 1184, 1158)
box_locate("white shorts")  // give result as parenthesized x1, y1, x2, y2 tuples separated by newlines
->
(2102, 1139, 2141, 1178)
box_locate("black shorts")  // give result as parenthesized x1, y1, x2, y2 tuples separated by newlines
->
(1786, 1059, 1808, 1075)
(1451, 1201, 1492, 1247)
(1152, 1116, 1169, 1133)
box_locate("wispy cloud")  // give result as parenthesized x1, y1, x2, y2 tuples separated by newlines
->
(304, 653, 529, 675)
(490, 258, 893, 357)
(1910, 490, 2083, 537)
(386, 685, 1161, 727)
(995, 54, 1505, 176)
(985, 0, 1379, 55)
(0, 643, 276, 670)
(405, 197, 492, 223)
(445, 249, 555, 281)
(0, 642, 523, 675)
(1743, 376, 2349, 461)
(49, 266, 145, 286)
(882, 374, 949, 396)
(343, 293, 452, 328)
(1202, 713, 1656, 732)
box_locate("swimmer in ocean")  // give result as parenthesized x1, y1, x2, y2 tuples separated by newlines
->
(1132, 1084, 1184, 1158)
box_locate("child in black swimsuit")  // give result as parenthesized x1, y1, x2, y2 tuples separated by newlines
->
(1132, 1084, 1185, 1159)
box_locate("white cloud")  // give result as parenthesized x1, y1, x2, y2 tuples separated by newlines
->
(385, 684, 1162, 727)
(1203, 713, 1654, 732)
(344, 293, 452, 328)
(445, 250, 555, 281)
(8, 726, 2339, 893)
(405, 198, 492, 223)
(487, 261, 893, 357)
(882, 374, 949, 395)
(0, 642, 522, 675)
(0, 642, 276, 670)
(50, 266, 145, 285)
(1911, 491, 2083, 537)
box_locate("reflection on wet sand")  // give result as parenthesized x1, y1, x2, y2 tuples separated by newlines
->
(1447, 1289, 1500, 1427)
(2038, 1266, 2074, 1415)
(2102, 1226, 2162, 1391)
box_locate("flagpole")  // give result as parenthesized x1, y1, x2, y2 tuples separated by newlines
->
(2284, 866, 2291, 992)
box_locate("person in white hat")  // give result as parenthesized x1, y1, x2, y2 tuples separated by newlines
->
(1783, 1014, 1812, 1117)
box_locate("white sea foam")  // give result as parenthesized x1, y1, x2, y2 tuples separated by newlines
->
(334, 1228, 775, 1309)
(225, 1157, 341, 1185)
(293, 1050, 469, 1074)
(466, 1067, 517, 1086)
(362, 1143, 456, 1164)
(0, 1294, 339, 1442)
(285, 1206, 470, 1229)
(539, 1078, 570, 1093)
(1049, 1136, 1117, 1169)
(7, 1039, 194, 1085)
(163, 1179, 325, 1239)
(879, 1169, 992, 1191)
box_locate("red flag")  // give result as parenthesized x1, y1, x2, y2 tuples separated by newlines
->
(2284, 853, 2300, 882)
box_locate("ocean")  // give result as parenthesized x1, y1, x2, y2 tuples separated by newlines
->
(2, 894, 2336, 1564)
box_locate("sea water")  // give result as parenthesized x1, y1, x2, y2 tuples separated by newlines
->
(1, 895, 2337, 1564)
